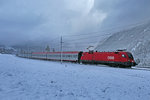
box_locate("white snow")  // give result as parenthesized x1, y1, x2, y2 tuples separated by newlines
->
(0, 54, 150, 100)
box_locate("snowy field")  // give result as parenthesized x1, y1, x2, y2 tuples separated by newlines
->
(0, 54, 150, 100)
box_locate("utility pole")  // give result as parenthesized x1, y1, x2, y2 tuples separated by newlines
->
(60, 36, 63, 64)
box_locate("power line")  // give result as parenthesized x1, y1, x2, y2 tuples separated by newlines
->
(63, 33, 111, 42)
(62, 18, 150, 37)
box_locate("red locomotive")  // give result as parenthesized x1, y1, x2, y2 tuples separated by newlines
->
(18, 50, 137, 68)
(80, 51, 136, 67)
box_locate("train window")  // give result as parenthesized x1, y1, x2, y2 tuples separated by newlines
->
(115, 52, 119, 54)
(127, 53, 133, 59)
(122, 54, 126, 58)
(73, 55, 77, 58)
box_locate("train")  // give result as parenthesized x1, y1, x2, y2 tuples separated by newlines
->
(17, 50, 137, 68)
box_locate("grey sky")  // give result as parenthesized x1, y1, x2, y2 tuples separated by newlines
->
(0, 0, 150, 46)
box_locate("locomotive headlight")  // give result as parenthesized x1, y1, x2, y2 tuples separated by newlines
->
(122, 54, 126, 58)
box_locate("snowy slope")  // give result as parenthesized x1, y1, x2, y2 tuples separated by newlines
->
(0, 54, 150, 100)
(96, 21, 150, 67)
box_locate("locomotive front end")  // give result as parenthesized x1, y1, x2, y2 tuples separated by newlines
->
(126, 52, 137, 66)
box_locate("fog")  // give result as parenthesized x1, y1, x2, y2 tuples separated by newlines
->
(0, 0, 150, 47)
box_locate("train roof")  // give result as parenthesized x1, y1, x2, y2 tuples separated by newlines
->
(32, 51, 80, 54)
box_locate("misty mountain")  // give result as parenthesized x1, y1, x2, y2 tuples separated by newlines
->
(96, 21, 150, 67)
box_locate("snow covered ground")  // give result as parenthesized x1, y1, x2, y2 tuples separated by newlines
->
(0, 54, 150, 100)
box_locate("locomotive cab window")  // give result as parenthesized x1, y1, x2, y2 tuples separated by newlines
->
(127, 52, 133, 59)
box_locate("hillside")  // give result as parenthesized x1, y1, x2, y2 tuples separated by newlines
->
(96, 21, 150, 67)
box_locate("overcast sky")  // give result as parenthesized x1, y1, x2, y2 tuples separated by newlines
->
(0, 0, 150, 46)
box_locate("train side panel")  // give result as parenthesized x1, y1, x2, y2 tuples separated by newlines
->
(93, 52, 121, 63)
(31, 52, 79, 62)
(32, 52, 47, 60)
